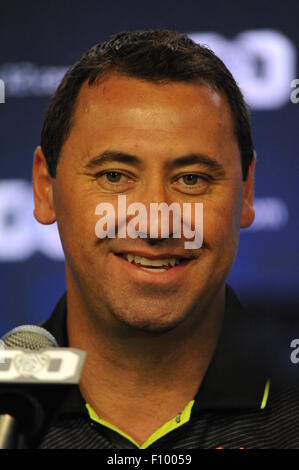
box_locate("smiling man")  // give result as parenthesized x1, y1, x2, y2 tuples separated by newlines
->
(30, 30, 298, 449)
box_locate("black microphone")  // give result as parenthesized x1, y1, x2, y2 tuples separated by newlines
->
(0, 325, 85, 449)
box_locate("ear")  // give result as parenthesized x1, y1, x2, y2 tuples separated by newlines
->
(240, 151, 256, 228)
(32, 146, 57, 224)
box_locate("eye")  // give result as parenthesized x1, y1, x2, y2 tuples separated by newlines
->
(178, 173, 211, 186)
(94, 170, 135, 192)
(105, 171, 123, 183)
(172, 173, 212, 194)
(181, 174, 200, 186)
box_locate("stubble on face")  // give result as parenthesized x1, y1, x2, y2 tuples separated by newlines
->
(52, 73, 245, 334)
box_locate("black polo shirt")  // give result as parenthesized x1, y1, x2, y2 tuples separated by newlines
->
(35, 285, 299, 449)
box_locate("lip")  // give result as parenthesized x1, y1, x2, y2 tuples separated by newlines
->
(113, 252, 198, 286)
(112, 250, 196, 260)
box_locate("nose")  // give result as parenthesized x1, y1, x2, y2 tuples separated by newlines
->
(127, 175, 181, 243)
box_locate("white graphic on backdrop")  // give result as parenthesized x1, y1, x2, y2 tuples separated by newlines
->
(0, 180, 63, 261)
(0, 79, 4, 103)
(0, 180, 289, 261)
(0, 30, 296, 110)
(189, 30, 296, 109)
(0, 63, 67, 96)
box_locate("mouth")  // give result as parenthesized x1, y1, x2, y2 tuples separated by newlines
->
(114, 252, 193, 274)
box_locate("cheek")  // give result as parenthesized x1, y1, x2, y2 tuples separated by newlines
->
(54, 184, 100, 263)
(202, 190, 243, 252)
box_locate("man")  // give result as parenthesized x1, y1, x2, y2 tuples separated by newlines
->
(31, 30, 298, 449)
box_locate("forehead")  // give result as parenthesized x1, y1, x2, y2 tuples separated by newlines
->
(67, 73, 238, 165)
(74, 74, 232, 132)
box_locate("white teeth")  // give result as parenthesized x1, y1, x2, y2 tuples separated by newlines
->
(122, 254, 180, 267)
(140, 267, 166, 272)
(127, 254, 134, 263)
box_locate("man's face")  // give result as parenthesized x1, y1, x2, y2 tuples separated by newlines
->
(33, 73, 255, 332)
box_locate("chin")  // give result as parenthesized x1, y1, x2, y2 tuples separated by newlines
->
(111, 308, 186, 334)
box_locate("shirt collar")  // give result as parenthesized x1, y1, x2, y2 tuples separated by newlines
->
(43, 285, 270, 416)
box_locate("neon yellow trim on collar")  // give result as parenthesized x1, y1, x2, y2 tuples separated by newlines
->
(260, 379, 271, 409)
(86, 400, 195, 449)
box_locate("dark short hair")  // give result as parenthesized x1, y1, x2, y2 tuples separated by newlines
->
(41, 29, 254, 180)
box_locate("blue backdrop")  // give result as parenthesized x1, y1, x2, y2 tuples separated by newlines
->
(0, 0, 298, 335)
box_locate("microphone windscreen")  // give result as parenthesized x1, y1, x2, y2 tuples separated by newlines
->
(1, 325, 58, 350)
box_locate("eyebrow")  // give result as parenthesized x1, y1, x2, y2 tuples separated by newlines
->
(166, 153, 225, 175)
(85, 151, 142, 170)
(84, 150, 226, 175)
